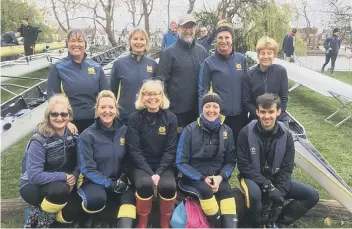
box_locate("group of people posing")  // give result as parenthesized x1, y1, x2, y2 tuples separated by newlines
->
(19, 14, 319, 228)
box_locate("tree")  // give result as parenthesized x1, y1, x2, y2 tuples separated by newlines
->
(1, 0, 56, 42)
(187, 0, 197, 14)
(141, 0, 155, 36)
(77, 0, 118, 46)
(122, 0, 144, 27)
(50, 0, 82, 33)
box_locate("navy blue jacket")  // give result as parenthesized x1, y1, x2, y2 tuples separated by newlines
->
(157, 38, 209, 114)
(162, 30, 178, 49)
(110, 53, 157, 125)
(176, 118, 236, 181)
(127, 109, 178, 176)
(324, 35, 341, 54)
(47, 53, 108, 120)
(198, 50, 247, 116)
(244, 64, 288, 120)
(79, 118, 127, 189)
(282, 33, 294, 56)
(237, 120, 295, 196)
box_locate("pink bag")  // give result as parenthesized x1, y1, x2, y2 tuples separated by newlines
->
(185, 198, 213, 228)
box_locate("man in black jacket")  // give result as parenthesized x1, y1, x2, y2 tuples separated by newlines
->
(17, 18, 41, 56)
(157, 14, 208, 133)
(237, 93, 319, 227)
(322, 28, 341, 75)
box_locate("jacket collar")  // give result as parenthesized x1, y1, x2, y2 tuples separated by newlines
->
(215, 48, 234, 60)
(68, 52, 87, 64)
(130, 52, 144, 62)
(95, 117, 123, 133)
(176, 37, 196, 50)
(253, 120, 284, 138)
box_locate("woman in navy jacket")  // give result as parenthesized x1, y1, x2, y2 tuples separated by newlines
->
(110, 28, 157, 125)
(127, 80, 178, 228)
(176, 92, 237, 228)
(78, 90, 135, 227)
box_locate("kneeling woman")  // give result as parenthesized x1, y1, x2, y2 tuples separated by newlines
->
(78, 90, 135, 227)
(127, 80, 178, 228)
(176, 92, 238, 228)
(19, 94, 80, 228)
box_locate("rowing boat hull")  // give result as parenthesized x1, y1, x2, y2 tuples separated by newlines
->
(1, 102, 47, 153)
(287, 112, 352, 212)
(1, 52, 67, 82)
(1, 42, 66, 57)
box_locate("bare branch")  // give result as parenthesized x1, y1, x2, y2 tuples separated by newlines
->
(50, 0, 68, 32)
(187, 0, 196, 14)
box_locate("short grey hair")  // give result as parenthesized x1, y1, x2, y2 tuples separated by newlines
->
(66, 28, 86, 44)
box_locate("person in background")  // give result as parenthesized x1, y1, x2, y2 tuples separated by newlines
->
(78, 90, 135, 228)
(110, 27, 157, 125)
(47, 28, 108, 133)
(1, 31, 20, 45)
(237, 93, 319, 228)
(198, 20, 248, 143)
(162, 21, 178, 49)
(127, 80, 178, 228)
(282, 28, 297, 63)
(176, 92, 238, 228)
(196, 26, 217, 52)
(19, 94, 80, 228)
(321, 28, 341, 75)
(17, 18, 41, 56)
(243, 36, 289, 127)
(157, 14, 208, 134)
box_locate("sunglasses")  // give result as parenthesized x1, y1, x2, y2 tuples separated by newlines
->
(50, 112, 69, 118)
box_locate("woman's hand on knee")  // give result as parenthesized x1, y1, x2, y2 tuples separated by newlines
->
(66, 174, 76, 186)
(151, 174, 160, 186)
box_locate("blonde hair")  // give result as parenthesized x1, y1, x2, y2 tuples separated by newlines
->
(128, 27, 150, 52)
(135, 80, 170, 110)
(256, 36, 279, 54)
(37, 94, 73, 137)
(95, 90, 119, 118)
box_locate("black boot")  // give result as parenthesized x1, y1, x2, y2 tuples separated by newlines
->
(276, 200, 309, 225)
(206, 211, 221, 228)
(222, 214, 238, 228)
(117, 217, 134, 228)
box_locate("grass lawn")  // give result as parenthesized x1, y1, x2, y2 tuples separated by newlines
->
(1, 71, 351, 227)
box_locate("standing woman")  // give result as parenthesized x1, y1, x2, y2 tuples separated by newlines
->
(198, 21, 248, 143)
(243, 36, 289, 127)
(19, 94, 80, 228)
(127, 80, 178, 228)
(78, 90, 135, 228)
(47, 28, 108, 133)
(176, 92, 237, 228)
(110, 28, 157, 125)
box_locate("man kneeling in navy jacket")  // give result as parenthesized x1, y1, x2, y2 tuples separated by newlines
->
(236, 93, 319, 227)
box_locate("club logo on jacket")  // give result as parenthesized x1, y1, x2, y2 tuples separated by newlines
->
(158, 126, 166, 135)
(146, 65, 153, 73)
(88, 67, 96, 74)
(236, 63, 242, 71)
(177, 126, 183, 134)
(250, 147, 256, 154)
(120, 137, 125, 145)
(223, 130, 228, 139)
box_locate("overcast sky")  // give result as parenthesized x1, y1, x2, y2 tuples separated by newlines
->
(30, 0, 345, 32)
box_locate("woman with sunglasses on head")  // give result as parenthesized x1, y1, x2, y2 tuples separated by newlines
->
(126, 80, 178, 228)
(19, 94, 80, 228)
(110, 27, 157, 125)
(47, 28, 108, 133)
(77, 90, 135, 228)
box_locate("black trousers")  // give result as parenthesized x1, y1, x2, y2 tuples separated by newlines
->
(24, 43, 34, 56)
(72, 119, 95, 133)
(179, 178, 234, 200)
(240, 178, 319, 224)
(130, 168, 177, 199)
(19, 181, 80, 222)
(78, 181, 135, 213)
(175, 110, 199, 134)
(224, 113, 248, 143)
(322, 52, 338, 72)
